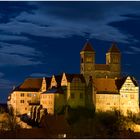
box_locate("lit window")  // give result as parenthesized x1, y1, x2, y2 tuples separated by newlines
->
(86, 57, 92, 62)
(81, 58, 83, 63)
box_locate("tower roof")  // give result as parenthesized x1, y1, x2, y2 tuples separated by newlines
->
(108, 42, 120, 53)
(81, 41, 95, 52)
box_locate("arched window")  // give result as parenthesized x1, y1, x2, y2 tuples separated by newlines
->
(81, 58, 83, 63)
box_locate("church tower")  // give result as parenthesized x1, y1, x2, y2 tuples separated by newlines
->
(106, 42, 121, 78)
(80, 41, 95, 84)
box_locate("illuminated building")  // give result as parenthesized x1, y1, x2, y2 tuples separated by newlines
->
(7, 42, 139, 116)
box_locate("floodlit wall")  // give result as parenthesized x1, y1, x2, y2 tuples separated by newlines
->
(9, 91, 41, 115)
(119, 77, 139, 115)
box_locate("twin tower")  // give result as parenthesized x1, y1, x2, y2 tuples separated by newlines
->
(80, 42, 121, 84)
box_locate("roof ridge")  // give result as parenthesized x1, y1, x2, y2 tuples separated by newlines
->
(108, 42, 120, 53)
(81, 41, 95, 52)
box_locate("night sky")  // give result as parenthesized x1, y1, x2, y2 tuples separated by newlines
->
(0, 1, 140, 102)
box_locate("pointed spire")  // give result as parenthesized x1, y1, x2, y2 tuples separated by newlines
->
(81, 41, 95, 52)
(108, 42, 120, 53)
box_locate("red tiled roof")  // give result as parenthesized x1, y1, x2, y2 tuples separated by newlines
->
(94, 78, 118, 93)
(81, 42, 95, 52)
(108, 42, 120, 53)
(14, 77, 51, 92)
(94, 76, 138, 94)
(95, 64, 110, 71)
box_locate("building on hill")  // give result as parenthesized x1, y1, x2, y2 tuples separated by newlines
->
(7, 41, 139, 116)
(94, 76, 139, 115)
(40, 73, 86, 115)
(7, 77, 51, 115)
(61, 73, 86, 108)
(41, 87, 65, 115)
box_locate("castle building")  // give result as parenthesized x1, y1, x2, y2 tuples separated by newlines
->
(94, 76, 139, 115)
(7, 77, 51, 115)
(41, 73, 86, 114)
(7, 41, 139, 116)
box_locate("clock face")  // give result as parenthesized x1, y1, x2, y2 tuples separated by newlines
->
(86, 57, 92, 62)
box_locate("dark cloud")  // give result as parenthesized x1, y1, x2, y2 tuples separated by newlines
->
(0, 34, 29, 41)
(0, 1, 140, 102)
(0, 1, 139, 43)
(130, 46, 140, 52)
(0, 71, 12, 89)
(0, 42, 42, 66)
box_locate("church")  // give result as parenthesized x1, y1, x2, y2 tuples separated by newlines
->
(80, 41, 121, 84)
(7, 41, 139, 117)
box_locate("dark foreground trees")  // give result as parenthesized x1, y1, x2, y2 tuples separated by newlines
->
(1, 106, 140, 138)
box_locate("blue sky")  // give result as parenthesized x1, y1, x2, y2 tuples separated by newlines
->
(0, 1, 140, 102)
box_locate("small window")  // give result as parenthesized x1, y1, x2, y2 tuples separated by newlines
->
(20, 100, 24, 103)
(27, 100, 31, 103)
(20, 93, 24, 97)
(81, 58, 83, 63)
(71, 93, 75, 99)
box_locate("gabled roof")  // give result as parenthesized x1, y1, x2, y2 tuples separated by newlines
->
(14, 77, 51, 92)
(65, 73, 85, 83)
(95, 64, 110, 71)
(94, 76, 138, 94)
(115, 76, 138, 90)
(108, 42, 120, 53)
(81, 41, 95, 52)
